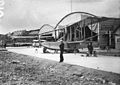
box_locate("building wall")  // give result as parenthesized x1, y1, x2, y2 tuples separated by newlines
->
(99, 18, 120, 49)
(116, 27, 120, 34)
(115, 27, 120, 49)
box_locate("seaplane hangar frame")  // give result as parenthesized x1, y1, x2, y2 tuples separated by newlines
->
(39, 11, 101, 52)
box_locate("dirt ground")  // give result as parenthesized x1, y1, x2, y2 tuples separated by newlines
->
(0, 51, 120, 85)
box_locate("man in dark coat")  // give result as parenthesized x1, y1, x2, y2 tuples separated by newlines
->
(59, 40, 64, 62)
(87, 42, 93, 56)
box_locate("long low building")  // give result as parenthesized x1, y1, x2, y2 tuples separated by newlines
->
(7, 29, 40, 46)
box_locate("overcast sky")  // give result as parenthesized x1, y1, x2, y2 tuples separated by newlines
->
(0, 0, 120, 34)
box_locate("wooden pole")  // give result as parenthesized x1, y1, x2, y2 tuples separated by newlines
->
(70, 26, 72, 41)
(109, 30, 111, 46)
(55, 30, 56, 41)
(91, 18, 93, 42)
(84, 20, 85, 40)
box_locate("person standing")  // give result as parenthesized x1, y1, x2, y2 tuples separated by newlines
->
(87, 42, 93, 56)
(4, 42, 6, 48)
(59, 40, 64, 62)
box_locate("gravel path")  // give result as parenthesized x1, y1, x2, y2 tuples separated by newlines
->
(7, 47, 120, 74)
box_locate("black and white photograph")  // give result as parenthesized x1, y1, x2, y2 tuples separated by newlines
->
(0, 0, 120, 85)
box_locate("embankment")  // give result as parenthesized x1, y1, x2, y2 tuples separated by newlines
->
(0, 51, 120, 85)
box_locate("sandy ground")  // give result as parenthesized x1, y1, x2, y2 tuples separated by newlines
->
(7, 47, 120, 74)
(0, 49, 120, 85)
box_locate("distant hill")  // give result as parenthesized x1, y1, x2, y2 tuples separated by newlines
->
(0, 34, 12, 43)
(0, 34, 7, 40)
(0, 34, 5, 39)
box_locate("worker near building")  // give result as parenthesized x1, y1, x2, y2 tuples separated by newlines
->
(87, 42, 93, 56)
(59, 40, 64, 62)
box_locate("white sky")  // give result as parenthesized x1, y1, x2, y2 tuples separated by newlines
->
(0, 0, 120, 34)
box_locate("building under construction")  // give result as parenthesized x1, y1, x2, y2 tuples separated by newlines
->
(39, 16, 120, 50)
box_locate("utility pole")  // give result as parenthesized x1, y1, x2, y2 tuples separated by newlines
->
(71, 0, 72, 13)
(119, 4, 120, 18)
(119, 0, 120, 18)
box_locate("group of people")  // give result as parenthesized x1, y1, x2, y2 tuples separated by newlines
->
(59, 40, 95, 63)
